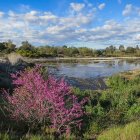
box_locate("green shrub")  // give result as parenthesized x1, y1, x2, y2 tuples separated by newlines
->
(83, 122, 101, 140)
(107, 75, 128, 90)
(125, 104, 140, 121)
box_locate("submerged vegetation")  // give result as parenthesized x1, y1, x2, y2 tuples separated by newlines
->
(0, 64, 140, 139)
(0, 40, 140, 58)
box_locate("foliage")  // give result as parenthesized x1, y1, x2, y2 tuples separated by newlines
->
(1, 65, 140, 139)
(0, 40, 16, 54)
(1, 40, 140, 57)
(4, 65, 86, 135)
(72, 74, 140, 138)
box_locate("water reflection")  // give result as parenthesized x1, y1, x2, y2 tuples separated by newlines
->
(47, 59, 140, 79)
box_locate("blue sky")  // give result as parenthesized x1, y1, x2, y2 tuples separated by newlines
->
(0, 0, 140, 48)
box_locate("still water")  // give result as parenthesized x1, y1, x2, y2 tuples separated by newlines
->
(48, 59, 140, 79)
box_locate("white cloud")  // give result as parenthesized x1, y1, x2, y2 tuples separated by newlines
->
(8, 10, 17, 17)
(0, 11, 4, 18)
(70, 3, 85, 12)
(134, 34, 140, 41)
(98, 3, 106, 10)
(0, 2, 95, 45)
(122, 4, 133, 16)
(39, 12, 57, 23)
(0, 2, 140, 47)
(122, 4, 140, 16)
(24, 10, 39, 21)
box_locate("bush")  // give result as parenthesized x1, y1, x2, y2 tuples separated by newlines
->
(4, 65, 86, 135)
(107, 75, 127, 89)
(125, 104, 140, 121)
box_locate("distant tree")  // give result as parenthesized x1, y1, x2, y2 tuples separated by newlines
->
(0, 40, 16, 53)
(79, 47, 93, 56)
(69, 47, 79, 57)
(136, 45, 139, 50)
(17, 41, 40, 57)
(4, 40, 16, 50)
(109, 45, 116, 52)
(62, 45, 67, 48)
(126, 47, 135, 53)
(20, 41, 33, 51)
(105, 45, 116, 55)
(135, 45, 140, 56)
(57, 47, 64, 56)
(93, 50, 103, 56)
(44, 47, 57, 57)
(0, 42, 6, 52)
(119, 45, 125, 52)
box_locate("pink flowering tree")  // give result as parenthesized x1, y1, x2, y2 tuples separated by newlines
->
(4, 65, 86, 134)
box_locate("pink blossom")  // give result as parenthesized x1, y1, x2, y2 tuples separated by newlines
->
(4, 65, 86, 134)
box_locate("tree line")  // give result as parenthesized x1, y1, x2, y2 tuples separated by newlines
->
(0, 40, 140, 57)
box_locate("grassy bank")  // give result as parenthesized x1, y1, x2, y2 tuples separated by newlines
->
(98, 121, 140, 140)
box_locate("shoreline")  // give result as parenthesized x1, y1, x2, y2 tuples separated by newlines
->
(23, 56, 140, 63)
(1, 57, 140, 90)
(1, 56, 140, 63)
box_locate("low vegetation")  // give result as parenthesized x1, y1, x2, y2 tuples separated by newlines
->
(0, 65, 140, 139)
(98, 121, 140, 140)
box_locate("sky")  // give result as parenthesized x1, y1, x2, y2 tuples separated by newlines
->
(0, 0, 140, 48)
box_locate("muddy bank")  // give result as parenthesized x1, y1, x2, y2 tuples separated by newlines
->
(64, 76, 108, 90)
(1, 56, 140, 65)
(48, 66, 108, 90)
(119, 69, 140, 80)
(19, 57, 140, 63)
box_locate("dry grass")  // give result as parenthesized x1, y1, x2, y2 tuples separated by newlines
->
(7, 53, 23, 65)
(119, 70, 140, 80)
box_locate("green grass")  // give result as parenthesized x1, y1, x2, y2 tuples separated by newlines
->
(97, 121, 140, 140)
(0, 133, 51, 140)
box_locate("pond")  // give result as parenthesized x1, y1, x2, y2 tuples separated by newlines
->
(47, 59, 140, 79)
